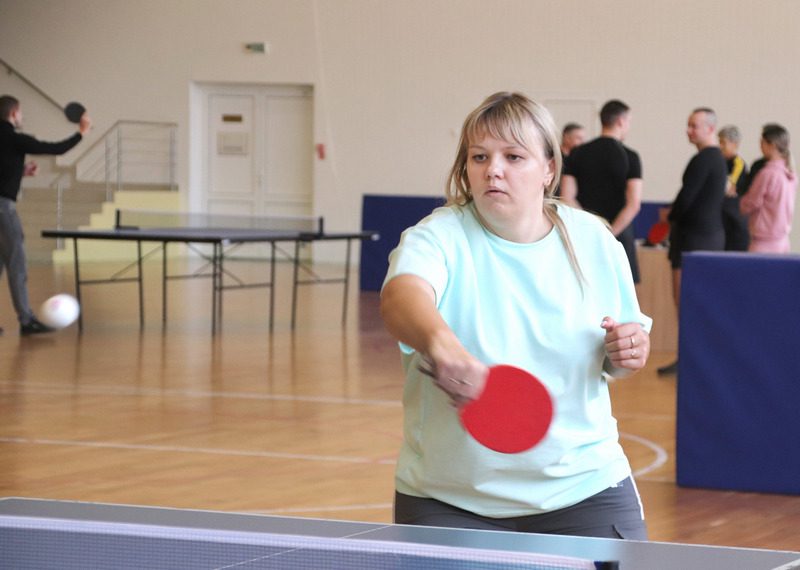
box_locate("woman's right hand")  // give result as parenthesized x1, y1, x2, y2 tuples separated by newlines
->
(418, 332, 489, 408)
(381, 274, 489, 407)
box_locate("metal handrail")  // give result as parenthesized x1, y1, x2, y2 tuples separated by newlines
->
(48, 119, 178, 234)
(3, 58, 178, 245)
(50, 119, 177, 192)
(71, 119, 178, 167)
(0, 57, 64, 112)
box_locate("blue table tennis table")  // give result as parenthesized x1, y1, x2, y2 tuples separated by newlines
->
(1, 498, 799, 570)
(42, 211, 379, 334)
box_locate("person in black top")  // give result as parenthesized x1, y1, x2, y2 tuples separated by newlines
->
(717, 125, 749, 251)
(553, 123, 586, 197)
(0, 95, 92, 335)
(561, 100, 642, 282)
(657, 107, 727, 375)
(746, 157, 767, 189)
(560, 122, 586, 159)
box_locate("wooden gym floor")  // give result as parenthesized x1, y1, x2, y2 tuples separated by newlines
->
(1, 258, 798, 553)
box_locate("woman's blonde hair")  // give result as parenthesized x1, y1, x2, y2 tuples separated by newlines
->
(445, 92, 585, 284)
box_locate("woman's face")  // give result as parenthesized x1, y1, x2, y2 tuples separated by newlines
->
(718, 137, 738, 160)
(465, 130, 554, 238)
(760, 137, 778, 159)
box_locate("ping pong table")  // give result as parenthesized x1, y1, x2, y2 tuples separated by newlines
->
(41, 210, 379, 333)
(1, 498, 799, 570)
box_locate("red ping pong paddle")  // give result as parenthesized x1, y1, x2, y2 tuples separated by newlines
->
(459, 365, 553, 454)
(647, 221, 670, 245)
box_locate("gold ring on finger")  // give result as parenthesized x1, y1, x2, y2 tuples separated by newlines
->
(448, 377, 473, 386)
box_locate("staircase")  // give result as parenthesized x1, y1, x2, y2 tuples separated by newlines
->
(2, 58, 178, 262)
(2, 58, 180, 262)
(17, 183, 108, 262)
(16, 118, 178, 262)
(19, 182, 181, 263)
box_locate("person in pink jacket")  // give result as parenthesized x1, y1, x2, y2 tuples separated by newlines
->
(740, 124, 797, 253)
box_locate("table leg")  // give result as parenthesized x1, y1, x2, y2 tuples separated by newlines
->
(341, 238, 353, 325)
(72, 239, 83, 333)
(136, 241, 144, 328)
(269, 242, 276, 332)
(211, 243, 219, 335)
(291, 240, 301, 330)
(162, 241, 168, 327)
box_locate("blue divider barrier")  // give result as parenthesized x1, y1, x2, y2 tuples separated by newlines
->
(360, 197, 670, 291)
(676, 251, 800, 494)
(360, 194, 444, 291)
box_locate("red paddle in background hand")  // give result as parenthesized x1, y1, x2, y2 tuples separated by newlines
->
(646, 220, 670, 246)
(459, 365, 554, 454)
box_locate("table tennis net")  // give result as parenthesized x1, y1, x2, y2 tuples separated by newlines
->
(116, 208, 324, 234)
(1, 514, 603, 570)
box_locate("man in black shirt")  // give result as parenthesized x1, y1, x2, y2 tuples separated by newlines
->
(561, 100, 642, 282)
(0, 95, 92, 335)
(658, 107, 727, 375)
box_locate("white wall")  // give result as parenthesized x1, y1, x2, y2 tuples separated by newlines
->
(2, 0, 799, 248)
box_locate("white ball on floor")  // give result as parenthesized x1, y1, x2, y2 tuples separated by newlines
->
(39, 294, 80, 329)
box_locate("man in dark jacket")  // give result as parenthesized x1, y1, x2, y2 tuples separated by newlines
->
(658, 107, 727, 375)
(0, 95, 91, 335)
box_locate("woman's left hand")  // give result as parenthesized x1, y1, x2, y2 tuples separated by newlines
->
(601, 316, 650, 374)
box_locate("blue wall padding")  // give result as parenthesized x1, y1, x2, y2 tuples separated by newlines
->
(676, 252, 800, 494)
(360, 194, 444, 291)
(360, 196, 668, 291)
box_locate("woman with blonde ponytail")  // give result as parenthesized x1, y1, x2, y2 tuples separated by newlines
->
(380, 92, 652, 539)
(741, 123, 797, 252)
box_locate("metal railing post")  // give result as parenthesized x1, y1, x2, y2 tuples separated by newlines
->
(56, 179, 65, 250)
(116, 125, 123, 194)
(169, 126, 177, 192)
(105, 135, 112, 201)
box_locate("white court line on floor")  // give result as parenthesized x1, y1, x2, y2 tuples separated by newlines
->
(1, 432, 667, 477)
(637, 475, 674, 483)
(0, 384, 673, 421)
(620, 432, 670, 478)
(0, 382, 400, 407)
(231, 433, 670, 517)
(616, 412, 674, 422)
(0, 437, 397, 465)
(1, 385, 670, 478)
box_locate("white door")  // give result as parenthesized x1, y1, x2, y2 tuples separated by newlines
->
(199, 84, 314, 219)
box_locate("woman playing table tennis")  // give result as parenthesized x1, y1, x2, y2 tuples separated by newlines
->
(381, 92, 652, 539)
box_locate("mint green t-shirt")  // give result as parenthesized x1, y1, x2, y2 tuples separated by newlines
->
(384, 203, 652, 517)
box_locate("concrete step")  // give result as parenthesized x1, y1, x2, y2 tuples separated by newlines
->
(19, 186, 108, 204)
(17, 185, 109, 262)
